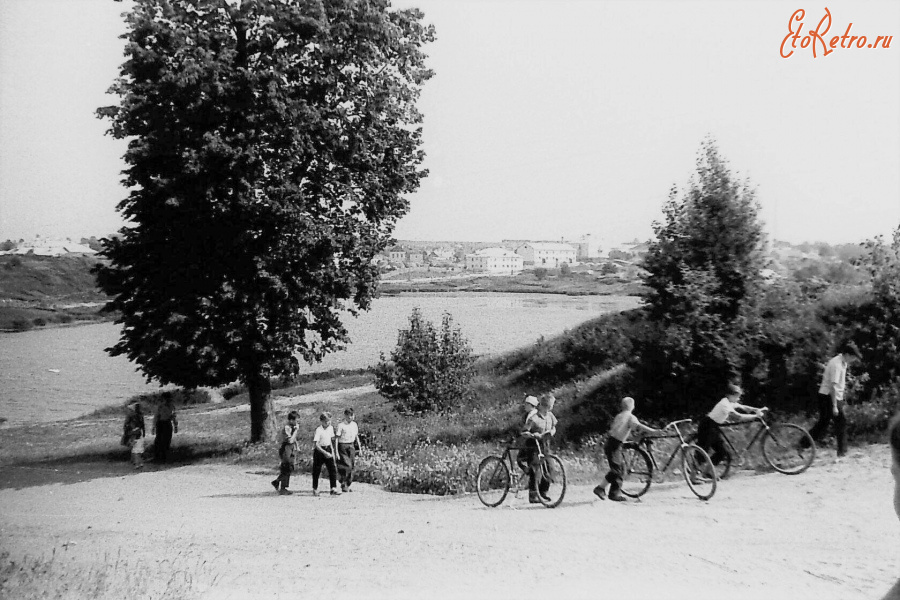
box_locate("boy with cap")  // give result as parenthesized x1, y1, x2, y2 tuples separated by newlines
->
(594, 397, 659, 502)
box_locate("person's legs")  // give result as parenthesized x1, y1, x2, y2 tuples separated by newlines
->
(312, 451, 323, 491)
(808, 393, 833, 443)
(156, 421, 172, 462)
(835, 406, 847, 456)
(603, 438, 624, 497)
(325, 454, 338, 492)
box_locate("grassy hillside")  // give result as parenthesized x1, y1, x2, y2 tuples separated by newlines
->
(0, 254, 110, 331)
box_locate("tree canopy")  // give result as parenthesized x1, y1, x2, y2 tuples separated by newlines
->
(96, 0, 435, 441)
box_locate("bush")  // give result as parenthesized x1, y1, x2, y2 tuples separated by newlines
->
(374, 308, 476, 414)
(533, 267, 547, 280)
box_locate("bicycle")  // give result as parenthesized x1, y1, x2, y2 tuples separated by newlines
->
(476, 436, 567, 508)
(618, 419, 718, 501)
(691, 408, 816, 479)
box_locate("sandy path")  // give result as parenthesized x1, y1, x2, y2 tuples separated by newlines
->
(1, 447, 898, 600)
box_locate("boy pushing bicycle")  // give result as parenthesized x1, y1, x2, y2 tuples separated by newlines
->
(698, 383, 764, 471)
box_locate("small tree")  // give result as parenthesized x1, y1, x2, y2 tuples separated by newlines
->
(559, 262, 571, 277)
(533, 267, 547, 281)
(374, 308, 475, 413)
(637, 138, 767, 408)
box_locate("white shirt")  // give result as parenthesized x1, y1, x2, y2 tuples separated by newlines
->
(313, 425, 335, 449)
(818, 354, 848, 402)
(707, 398, 738, 425)
(335, 421, 359, 444)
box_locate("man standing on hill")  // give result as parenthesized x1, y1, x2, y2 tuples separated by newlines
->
(153, 392, 178, 463)
(807, 342, 862, 458)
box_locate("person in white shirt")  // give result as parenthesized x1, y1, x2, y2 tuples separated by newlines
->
(312, 412, 340, 496)
(594, 397, 659, 502)
(697, 383, 763, 471)
(807, 342, 862, 457)
(335, 408, 361, 492)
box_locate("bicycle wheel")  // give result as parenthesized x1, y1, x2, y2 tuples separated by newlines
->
(619, 444, 653, 498)
(762, 423, 816, 474)
(681, 444, 717, 501)
(536, 455, 566, 508)
(476, 456, 510, 507)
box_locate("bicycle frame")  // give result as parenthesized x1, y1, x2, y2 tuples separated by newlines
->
(714, 417, 770, 463)
(497, 437, 547, 497)
(640, 419, 695, 480)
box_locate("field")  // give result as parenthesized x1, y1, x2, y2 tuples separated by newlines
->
(0, 381, 898, 599)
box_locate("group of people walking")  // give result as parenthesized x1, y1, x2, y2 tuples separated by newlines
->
(120, 392, 179, 468)
(272, 407, 362, 496)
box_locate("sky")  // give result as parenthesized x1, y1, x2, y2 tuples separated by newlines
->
(0, 1, 898, 247)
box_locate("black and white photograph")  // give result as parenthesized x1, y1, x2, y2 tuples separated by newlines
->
(1, 1, 898, 598)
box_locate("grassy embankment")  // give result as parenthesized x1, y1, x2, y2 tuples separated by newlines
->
(0, 254, 111, 331)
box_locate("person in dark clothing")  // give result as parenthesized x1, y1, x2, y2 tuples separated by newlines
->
(272, 411, 299, 495)
(152, 392, 179, 463)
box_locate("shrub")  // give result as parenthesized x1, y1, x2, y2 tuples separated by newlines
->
(533, 267, 547, 280)
(374, 308, 476, 414)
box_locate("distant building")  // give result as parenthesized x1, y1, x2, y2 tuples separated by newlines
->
(465, 247, 524, 274)
(515, 242, 576, 268)
(3, 237, 97, 257)
(567, 234, 602, 261)
(386, 246, 406, 263)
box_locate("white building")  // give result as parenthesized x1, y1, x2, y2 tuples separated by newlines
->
(515, 242, 577, 268)
(465, 247, 524, 274)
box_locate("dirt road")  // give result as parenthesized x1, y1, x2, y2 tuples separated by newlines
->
(1, 446, 897, 599)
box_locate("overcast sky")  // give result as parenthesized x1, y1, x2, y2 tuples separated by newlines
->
(1, 0, 897, 246)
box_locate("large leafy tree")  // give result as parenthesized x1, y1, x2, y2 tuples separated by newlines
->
(96, 0, 434, 441)
(636, 138, 767, 410)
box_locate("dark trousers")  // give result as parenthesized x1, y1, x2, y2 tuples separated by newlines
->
(697, 416, 729, 466)
(275, 443, 294, 490)
(312, 448, 337, 490)
(337, 443, 356, 487)
(155, 421, 173, 462)
(603, 437, 624, 494)
(518, 439, 549, 496)
(808, 393, 847, 455)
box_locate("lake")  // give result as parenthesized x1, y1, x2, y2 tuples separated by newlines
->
(0, 293, 641, 425)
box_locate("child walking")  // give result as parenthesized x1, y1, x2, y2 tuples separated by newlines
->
(594, 397, 659, 502)
(272, 411, 299, 495)
(312, 412, 340, 496)
(335, 408, 361, 492)
(130, 426, 145, 469)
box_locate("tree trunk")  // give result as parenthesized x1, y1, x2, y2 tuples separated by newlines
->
(248, 370, 277, 442)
